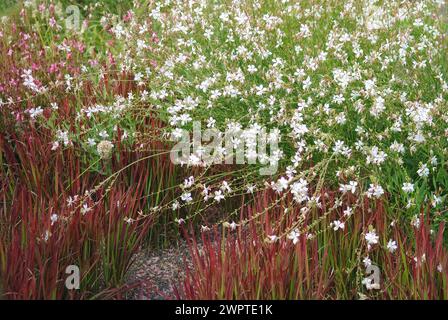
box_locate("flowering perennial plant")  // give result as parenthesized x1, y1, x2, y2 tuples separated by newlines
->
(0, 0, 448, 300)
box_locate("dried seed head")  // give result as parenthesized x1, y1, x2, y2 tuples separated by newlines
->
(97, 140, 114, 159)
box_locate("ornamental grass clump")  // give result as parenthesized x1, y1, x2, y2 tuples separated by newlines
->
(179, 190, 448, 300)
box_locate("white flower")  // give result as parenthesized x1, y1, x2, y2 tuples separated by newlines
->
(390, 141, 405, 153)
(206, 117, 216, 128)
(431, 156, 438, 166)
(200, 225, 210, 232)
(370, 96, 385, 117)
(87, 138, 96, 146)
(432, 195, 442, 208)
(81, 203, 91, 215)
(267, 235, 279, 243)
(175, 218, 185, 225)
(246, 184, 256, 194)
(417, 163, 429, 178)
(365, 230, 379, 246)
(411, 216, 421, 229)
(366, 146, 387, 166)
(67, 196, 76, 207)
(247, 65, 257, 74)
(402, 183, 414, 193)
(339, 181, 357, 194)
(335, 112, 346, 124)
(333, 140, 351, 157)
(183, 176, 195, 188)
(273, 177, 289, 193)
(414, 254, 426, 265)
(220, 181, 232, 193)
(387, 239, 397, 253)
(99, 130, 109, 139)
(367, 184, 384, 199)
(290, 178, 308, 203)
(343, 207, 353, 217)
(223, 221, 238, 230)
(181, 192, 193, 203)
(28, 106, 44, 119)
(363, 256, 372, 267)
(51, 141, 59, 151)
(229, 221, 238, 230)
(287, 229, 300, 244)
(50, 214, 58, 226)
(332, 220, 345, 231)
(214, 190, 225, 202)
(55, 130, 71, 147)
(306, 233, 314, 240)
(364, 78, 377, 95)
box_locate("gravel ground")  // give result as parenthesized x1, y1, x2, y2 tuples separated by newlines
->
(125, 241, 192, 300)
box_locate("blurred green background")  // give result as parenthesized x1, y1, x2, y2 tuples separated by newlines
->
(0, 0, 134, 16)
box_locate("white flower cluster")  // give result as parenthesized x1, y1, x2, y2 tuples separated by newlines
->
(89, 0, 447, 224)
